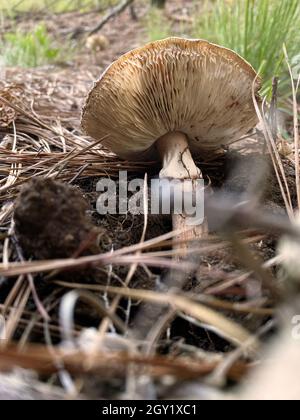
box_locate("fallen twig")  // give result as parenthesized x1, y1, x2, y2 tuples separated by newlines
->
(88, 0, 134, 37)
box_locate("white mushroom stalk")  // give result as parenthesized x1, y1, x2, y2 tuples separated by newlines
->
(156, 131, 207, 250)
(156, 131, 202, 180)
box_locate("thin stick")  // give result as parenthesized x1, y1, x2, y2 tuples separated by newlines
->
(88, 0, 134, 36)
(284, 46, 300, 210)
(55, 282, 256, 348)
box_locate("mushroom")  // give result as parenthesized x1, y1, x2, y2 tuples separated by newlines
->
(82, 38, 261, 248)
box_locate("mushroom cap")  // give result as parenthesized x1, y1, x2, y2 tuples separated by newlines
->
(81, 37, 261, 161)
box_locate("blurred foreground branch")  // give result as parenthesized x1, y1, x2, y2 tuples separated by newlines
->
(0, 370, 72, 400)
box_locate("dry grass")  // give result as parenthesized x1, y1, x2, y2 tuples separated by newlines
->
(0, 3, 299, 401)
(0, 67, 156, 200)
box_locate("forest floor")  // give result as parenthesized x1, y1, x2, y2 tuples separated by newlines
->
(0, 0, 299, 400)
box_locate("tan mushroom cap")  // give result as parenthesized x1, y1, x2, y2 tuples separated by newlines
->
(81, 37, 261, 161)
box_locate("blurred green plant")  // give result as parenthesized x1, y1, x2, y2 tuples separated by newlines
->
(1, 24, 61, 67)
(193, 0, 300, 95)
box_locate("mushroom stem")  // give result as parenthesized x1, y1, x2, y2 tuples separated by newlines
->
(156, 132, 202, 179)
(156, 131, 208, 252)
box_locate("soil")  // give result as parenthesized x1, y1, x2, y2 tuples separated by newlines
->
(0, 0, 298, 400)
(13, 177, 171, 289)
(14, 178, 100, 260)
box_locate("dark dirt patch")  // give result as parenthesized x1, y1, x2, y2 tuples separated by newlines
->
(14, 177, 101, 260)
(13, 176, 172, 290)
